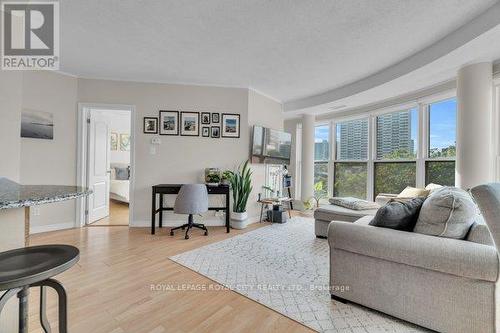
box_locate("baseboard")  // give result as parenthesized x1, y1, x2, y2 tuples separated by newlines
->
(30, 222, 75, 234)
(131, 213, 262, 228)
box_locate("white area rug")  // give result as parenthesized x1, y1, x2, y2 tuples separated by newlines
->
(170, 217, 428, 333)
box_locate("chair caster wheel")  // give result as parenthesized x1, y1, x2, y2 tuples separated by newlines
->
(185, 235, 189, 239)
(170, 231, 174, 236)
(204, 231, 208, 236)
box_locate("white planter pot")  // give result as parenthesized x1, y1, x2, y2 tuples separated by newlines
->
(231, 211, 248, 229)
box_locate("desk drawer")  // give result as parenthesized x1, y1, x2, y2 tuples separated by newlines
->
(207, 186, 229, 194)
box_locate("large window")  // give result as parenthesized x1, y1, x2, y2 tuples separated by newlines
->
(314, 125, 329, 196)
(333, 118, 368, 199)
(374, 108, 417, 196)
(426, 98, 456, 186)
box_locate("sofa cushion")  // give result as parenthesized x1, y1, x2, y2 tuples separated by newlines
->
(314, 204, 378, 222)
(369, 197, 424, 231)
(414, 187, 477, 239)
(329, 221, 499, 282)
(397, 186, 429, 198)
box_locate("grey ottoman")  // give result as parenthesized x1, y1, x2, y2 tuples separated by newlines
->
(314, 205, 378, 238)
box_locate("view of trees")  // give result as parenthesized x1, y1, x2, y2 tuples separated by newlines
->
(426, 161, 455, 186)
(333, 162, 367, 199)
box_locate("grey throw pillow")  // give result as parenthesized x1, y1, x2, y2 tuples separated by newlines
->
(115, 167, 129, 180)
(413, 187, 477, 239)
(369, 197, 425, 231)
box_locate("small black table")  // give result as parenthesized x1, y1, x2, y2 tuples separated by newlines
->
(151, 184, 230, 235)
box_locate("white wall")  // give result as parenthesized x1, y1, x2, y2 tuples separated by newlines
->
(100, 110, 131, 165)
(20, 71, 79, 232)
(78, 78, 283, 226)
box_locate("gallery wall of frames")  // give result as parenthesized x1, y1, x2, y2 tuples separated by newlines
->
(143, 111, 240, 139)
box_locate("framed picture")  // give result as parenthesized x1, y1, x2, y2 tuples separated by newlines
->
(110, 132, 118, 150)
(221, 113, 240, 138)
(143, 117, 158, 134)
(211, 126, 220, 138)
(211, 112, 219, 123)
(120, 133, 130, 151)
(201, 112, 211, 125)
(21, 109, 54, 140)
(202, 126, 210, 137)
(159, 110, 179, 135)
(180, 111, 200, 136)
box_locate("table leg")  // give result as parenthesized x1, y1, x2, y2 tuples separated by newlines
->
(226, 192, 230, 233)
(259, 203, 264, 223)
(18, 286, 29, 333)
(159, 194, 163, 228)
(151, 190, 156, 235)
(24, 207, 30, 246)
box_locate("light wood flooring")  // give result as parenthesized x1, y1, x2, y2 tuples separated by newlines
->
(27, 218, 314, 333)
(92, 200, 129, 226)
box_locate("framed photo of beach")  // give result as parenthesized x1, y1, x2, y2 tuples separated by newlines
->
(159, 110, 179, 136)
(180, 112, 200, 136)
(221, 113, 240, 138)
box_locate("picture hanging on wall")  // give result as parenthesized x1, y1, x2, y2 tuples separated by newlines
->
(21, 109, 54, 140)
(202, 126, 210, 137)
(221, 113, 240, 138)
(180, 112, 200, 136)
(110, 132, 118, 150)
(120, 133, 130, 151)
(143, 117, 158, 134)
(211, 112, 219, 123)
(211, 126, 220, 138)
(201, 112, 211, 124)
(159, 110, 179, 135)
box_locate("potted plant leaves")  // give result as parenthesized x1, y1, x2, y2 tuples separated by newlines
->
(205, 168, 221, 186)
(228, 161, 253, 229)
(221, 170, 233, 186)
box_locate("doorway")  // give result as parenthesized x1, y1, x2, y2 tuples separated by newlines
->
(77, 104, 135, 227)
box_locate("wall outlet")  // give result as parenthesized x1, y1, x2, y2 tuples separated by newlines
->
(33, 207, 41, 216)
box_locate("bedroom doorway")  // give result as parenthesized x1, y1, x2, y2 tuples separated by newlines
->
(77, 104, 135, 227)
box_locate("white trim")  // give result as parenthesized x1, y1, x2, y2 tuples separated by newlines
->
(76, 103, 136, 227)
(30, 222, 75, 234)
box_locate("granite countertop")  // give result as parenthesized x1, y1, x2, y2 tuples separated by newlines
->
(0, 178, 92, 209)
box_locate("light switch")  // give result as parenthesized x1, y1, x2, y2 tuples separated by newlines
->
(151, 137, 161, 145)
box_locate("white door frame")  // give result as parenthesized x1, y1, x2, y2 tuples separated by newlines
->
(76, 103, 136, 227)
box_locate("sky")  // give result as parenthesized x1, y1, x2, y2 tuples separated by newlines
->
(315, 98, 456, 150)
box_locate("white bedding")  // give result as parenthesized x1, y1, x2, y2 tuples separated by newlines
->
(110, 179, 129, 203)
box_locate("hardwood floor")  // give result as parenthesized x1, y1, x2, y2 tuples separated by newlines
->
(28, 221, 314, 333)
(92, 200, 129, 226)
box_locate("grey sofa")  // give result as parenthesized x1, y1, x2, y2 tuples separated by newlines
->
(314, 194, 394, 237)
(327, 184, 500, 333)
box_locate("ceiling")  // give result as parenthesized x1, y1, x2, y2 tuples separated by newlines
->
(60, 0, 499, 112)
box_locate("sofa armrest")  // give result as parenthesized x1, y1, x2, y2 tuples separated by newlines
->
(328, 221, 499, 282)
(374, 193, 397, 206)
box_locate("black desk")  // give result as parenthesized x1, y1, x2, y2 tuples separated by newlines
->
(151, 184, 230, 235)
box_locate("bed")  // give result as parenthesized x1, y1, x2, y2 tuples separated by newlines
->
(110, 163, 130, 203)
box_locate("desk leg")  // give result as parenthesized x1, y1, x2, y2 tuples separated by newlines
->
(226, 193, 230, 233)
(259, 203, 264, 223)
(151, 190, 156, 235)
(159, 194, 163, 228)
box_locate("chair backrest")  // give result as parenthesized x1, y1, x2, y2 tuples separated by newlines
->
(174, 184, 209, 215)
(471, 183, 500, 251)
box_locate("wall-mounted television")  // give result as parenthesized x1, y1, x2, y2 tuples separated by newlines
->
(251, 125, 292, 165)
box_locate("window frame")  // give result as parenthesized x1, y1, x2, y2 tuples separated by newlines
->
(314, 122, 332, 198)
(326, 90, 457, 201)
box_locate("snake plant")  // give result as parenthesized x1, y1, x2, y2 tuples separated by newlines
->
(228, 161, 253, 213)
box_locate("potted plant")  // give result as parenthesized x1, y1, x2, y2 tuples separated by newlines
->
(221, 170, 233, 185)
(228, 160, 253, 229)
(305, 181, 328, 208)
(205, 168, 221, 186)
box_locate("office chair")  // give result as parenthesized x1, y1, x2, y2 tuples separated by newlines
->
(170, 184, 209, 239)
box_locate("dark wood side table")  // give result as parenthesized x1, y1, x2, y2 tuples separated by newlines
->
(151, 184, 230, 235)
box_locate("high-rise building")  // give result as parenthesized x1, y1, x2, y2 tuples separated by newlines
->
(376, 110, 414, 159)
(336, 119, 369, 160)
(314, 140, 329, 160)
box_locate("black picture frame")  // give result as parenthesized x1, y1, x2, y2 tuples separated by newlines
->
(201, 112, 211, 124)
(143, 117, 158, 134)
(180, 111, 200, 136)
(202, 126, 210, 137)
(159, 110, 179, 136)
(211, 112, 220, 123)
(221, 113, 240, 138)
(211, 126, 220, 138)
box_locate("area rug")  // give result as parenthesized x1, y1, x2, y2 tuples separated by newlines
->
(170, 217, 428, 333)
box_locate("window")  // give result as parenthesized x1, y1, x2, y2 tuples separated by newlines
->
(426, 98, 456, 186)
(374, 108, 417, 196)
(314, 125, 329, 196)
(333, 118, 368, 199)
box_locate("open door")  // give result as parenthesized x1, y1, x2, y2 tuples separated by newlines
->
(88, 110, 111, 223)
